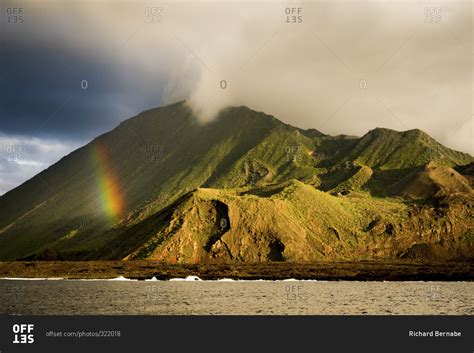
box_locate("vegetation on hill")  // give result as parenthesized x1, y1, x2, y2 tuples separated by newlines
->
(0, 101, 472, 262)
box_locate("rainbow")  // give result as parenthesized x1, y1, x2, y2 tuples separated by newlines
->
(91, 142, 124, 222)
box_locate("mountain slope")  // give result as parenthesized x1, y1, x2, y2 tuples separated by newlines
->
(0, 101, 472, 261)
(95, 180, 473, 262)
(343, 128, 472, 169)
(394, 162, 472, 200)
(0, 102, 322, 259)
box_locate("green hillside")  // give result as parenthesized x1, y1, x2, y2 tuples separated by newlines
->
(343, 128, 472, 169)
(0, 101, 472, 261)
(95, 180, 473, 262)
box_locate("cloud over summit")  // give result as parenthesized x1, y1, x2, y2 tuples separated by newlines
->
(1, 0, 472, 193)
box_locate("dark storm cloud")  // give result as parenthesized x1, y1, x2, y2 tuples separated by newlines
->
(0, 19, 173, 194)
(0, 0, 472, 195)
(0, 41, 167, 142)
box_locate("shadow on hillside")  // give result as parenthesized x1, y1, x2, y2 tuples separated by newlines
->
(365, 166, 421, 197)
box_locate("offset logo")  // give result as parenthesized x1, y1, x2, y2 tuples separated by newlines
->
(13, 324, 34, 344)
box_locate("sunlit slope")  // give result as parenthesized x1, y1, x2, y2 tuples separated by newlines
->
(0, 101, 472, 261)
(0, 103, 322, 259)
(96, 180, 473, 262)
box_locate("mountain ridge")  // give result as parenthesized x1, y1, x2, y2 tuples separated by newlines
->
(0, 101, 472, 261)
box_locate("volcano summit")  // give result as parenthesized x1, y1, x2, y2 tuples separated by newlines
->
(0, 101, 472, 263)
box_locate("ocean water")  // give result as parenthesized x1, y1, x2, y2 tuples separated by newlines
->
(0, 279, 472, 315)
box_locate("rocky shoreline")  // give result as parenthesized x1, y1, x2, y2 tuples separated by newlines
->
(0, 260, 472, 281)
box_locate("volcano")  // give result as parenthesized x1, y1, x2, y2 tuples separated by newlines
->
(0, 101, 472, 262)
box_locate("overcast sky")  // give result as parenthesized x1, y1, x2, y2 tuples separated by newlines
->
(1, 0, 472, 195)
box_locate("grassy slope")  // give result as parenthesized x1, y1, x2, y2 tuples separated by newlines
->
(95, 180, 473, 263)
(344, 128, 472, 169)
(0, 102, 472, 261)
(0, 104, 283, 259)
